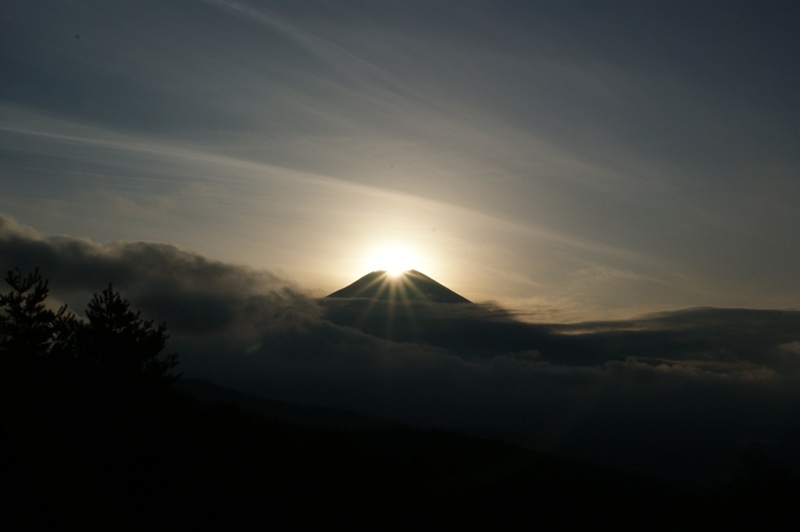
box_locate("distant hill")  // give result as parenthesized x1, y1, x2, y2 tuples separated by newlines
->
(327, 270, 471, 304)
(177, 378, 395, 429)
(172, 378, 707, 528)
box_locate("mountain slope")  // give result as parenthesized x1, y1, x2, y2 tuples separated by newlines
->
(322, 270, 542, 350)
(327, 270, 471, 304)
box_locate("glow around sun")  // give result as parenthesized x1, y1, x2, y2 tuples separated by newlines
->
(365, 244, 422, 276)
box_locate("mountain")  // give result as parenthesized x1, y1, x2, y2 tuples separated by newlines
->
(326, 270, 471, 304)
(323, 270, 542, 350)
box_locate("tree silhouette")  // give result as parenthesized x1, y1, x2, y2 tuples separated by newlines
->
(2, 273, 181, 521)
(79, 283, 178, 387)
(0, 270, 178, 389)
(0, 268, 74, 372)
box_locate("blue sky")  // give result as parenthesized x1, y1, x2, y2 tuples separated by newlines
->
(2, 0, 799, 319)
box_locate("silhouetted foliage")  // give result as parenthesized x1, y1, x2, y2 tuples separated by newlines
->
(0, 270, 178, 388)
(2, 269, 184, 524)
(78, 283, 178, 387)
(0, 268, 75, 373)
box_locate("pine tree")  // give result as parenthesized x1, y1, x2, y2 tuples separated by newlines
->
(1, 270, 179, 390)
(0, 268, 74, 372)
(80, 284, 179, 387)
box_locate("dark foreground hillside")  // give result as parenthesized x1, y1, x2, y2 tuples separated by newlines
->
(1, 271, 796, 527)
(5, 376, 796, 529)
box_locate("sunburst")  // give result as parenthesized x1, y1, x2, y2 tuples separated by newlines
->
(366, 244, 420, 277)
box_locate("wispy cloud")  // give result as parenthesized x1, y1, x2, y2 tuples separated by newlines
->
(3, 1, 800, 319)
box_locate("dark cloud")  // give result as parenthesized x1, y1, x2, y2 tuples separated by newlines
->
(2, 213, 799, 483)
(324, 295, 800, 373)
(0, 214, 293, 329)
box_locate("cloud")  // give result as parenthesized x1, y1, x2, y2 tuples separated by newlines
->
(0, 213, 293, 326)
(2, 213, 800, 483)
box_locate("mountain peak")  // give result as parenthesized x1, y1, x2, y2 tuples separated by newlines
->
(327, 270, 471, 304)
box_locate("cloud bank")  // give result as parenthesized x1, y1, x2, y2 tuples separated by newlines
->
(2, 214, 799, 483)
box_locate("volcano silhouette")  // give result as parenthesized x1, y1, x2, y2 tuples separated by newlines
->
(327, 270, 471, 304)
(323, 270, 550, 353)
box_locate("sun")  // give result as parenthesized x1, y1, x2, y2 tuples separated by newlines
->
(366, 244, 420, 277)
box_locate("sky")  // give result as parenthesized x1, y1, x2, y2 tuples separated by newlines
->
(2, 0, 799, 320)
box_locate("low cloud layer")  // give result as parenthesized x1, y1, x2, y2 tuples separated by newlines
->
(3, 213, 799, 482)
